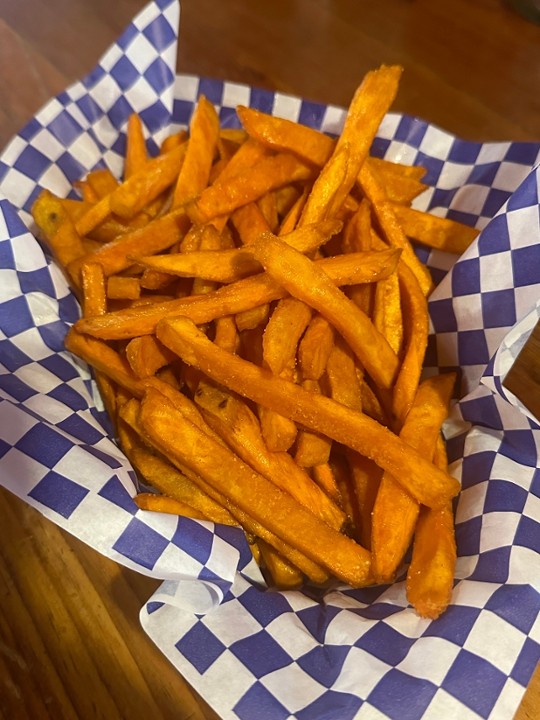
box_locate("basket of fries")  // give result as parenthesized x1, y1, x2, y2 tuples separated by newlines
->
(1, 1, 540, 718)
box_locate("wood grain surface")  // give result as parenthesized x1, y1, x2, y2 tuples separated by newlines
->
(0, 1, 539, 718)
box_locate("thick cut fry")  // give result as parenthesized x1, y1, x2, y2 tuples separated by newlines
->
(359, 161, 434, 296)
(134, 493, 208, 520)
(258, 405, 298, 453)
(134, 220, 342, 284)
(124, 392, 329, 583)
(251, 235, 399, 390)
(263, 298, 312, 376)
(124, 114, 149, 178)
(69, 209, 190, 280)
(231, 202, 271, 245)
(173, 95, 220, 207)
(294, 379, 333, 467)
(371, 372, 456, 582)
(125, 443, 237, 527)
(125, 335, 176, 378)
(298, 315, 335, 381)
(392, 204, 479, 254)
(110, 143, 187, 219)
(373, 269, 403, 357)
(391, 261, 430, 425)
(187, 152, 316, 225)
(406, 436, 457, 619)
(74, 248, 401, 340)
(139, 388, 372, 586)
(156, 317, 461, 508)
(345, 452, 382, 550)
(258, 539, 304, 589)
(81, 262, 107, 317)
(325, 337, 363, 412)
(31, 191, 86, 273)
(106, 276, 140, 300)
(194, 380, 345, 530)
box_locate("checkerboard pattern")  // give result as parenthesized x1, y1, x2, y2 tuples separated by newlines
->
(1, 1, 540, 718)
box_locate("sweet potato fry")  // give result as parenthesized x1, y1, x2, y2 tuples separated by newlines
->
(187, 152, 316, 225)
(392, 204, 480, 254)
(139, 387, 372, 586)
(124, 114, 149, 178)
(156, 317, 461, 508)
(134, 492, 208, 520)
(298, 315, 335, 381)
(251, 234, 399, 390)
(371, 372, 456, 582)
(173, 95, 220, 207)
(258, 539, 304, 589)
(194, 380, 345, 529)
(406, 436, 457, 619)
(74, 247, 401, 340)
(125, 335, 176, 378)
(69, 208, 190, 280)
(110, 143, 187, 219)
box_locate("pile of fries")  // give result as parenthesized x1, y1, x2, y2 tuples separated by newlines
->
(32, 65, 478, 619)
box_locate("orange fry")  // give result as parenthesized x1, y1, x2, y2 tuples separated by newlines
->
(156, 317, 461, 509)
(74, 247, 401, 340)
(251, 235, 399, 390)
(139, 388, 372, 586)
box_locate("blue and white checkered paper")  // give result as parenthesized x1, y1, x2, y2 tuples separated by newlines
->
(1, 1, 540, 718)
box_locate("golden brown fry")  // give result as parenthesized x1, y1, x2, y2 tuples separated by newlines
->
(371, 372, 456, 583)
(406, 435, 457, 619)
(125, 335, 176, 379)
(359, 161, 434, 296)
(124, 114, 149, 178)
(156, 317, 461, 508)
(135, 220, 342, 283)
(251, 234, 399, 390)
(392, 203, 480, 254)
(110, 143, 187, 219)
(258, 539, 304, 589)
(106, 276, 141, 300)
(74, 247, 401, 340)
(187, 152, 316, 225)
(139, 388, 372, 586)
(134, 492, 208, 520)
(124, 441, 237, 527)
(69, 208, 190, 280)
(263, 298, 312, 376)
(298, 315, 335, 381)
(173, 95, 220, 207)
(31, 191, 86, 272)
(81, 262, 107, 317)
(194, 380, 345, 530)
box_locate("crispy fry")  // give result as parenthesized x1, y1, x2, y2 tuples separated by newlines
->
(406, 435, 457, 619)
(251, 235, 399, 390)
(298, 315, 335, 381)
(74, 247, 401, 340)
(392, 204, 480, 254)
(173, 95, 220, 207)
(194, 379, 345, 529)
(139, 387, 372, 586)
(371, 372, 456, 582)
(156, 317, 461, 508)
(134, 492, 208, 520)
(124, 114, 149, 178)
(187, 152, 316, 225)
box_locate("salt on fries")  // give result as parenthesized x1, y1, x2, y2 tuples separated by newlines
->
(32, 65, 478, 618)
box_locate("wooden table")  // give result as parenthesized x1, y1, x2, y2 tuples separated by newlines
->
(0, 1, 539, 718)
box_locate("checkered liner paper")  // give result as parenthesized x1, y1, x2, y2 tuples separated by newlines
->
(1, 1, 540, 718)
